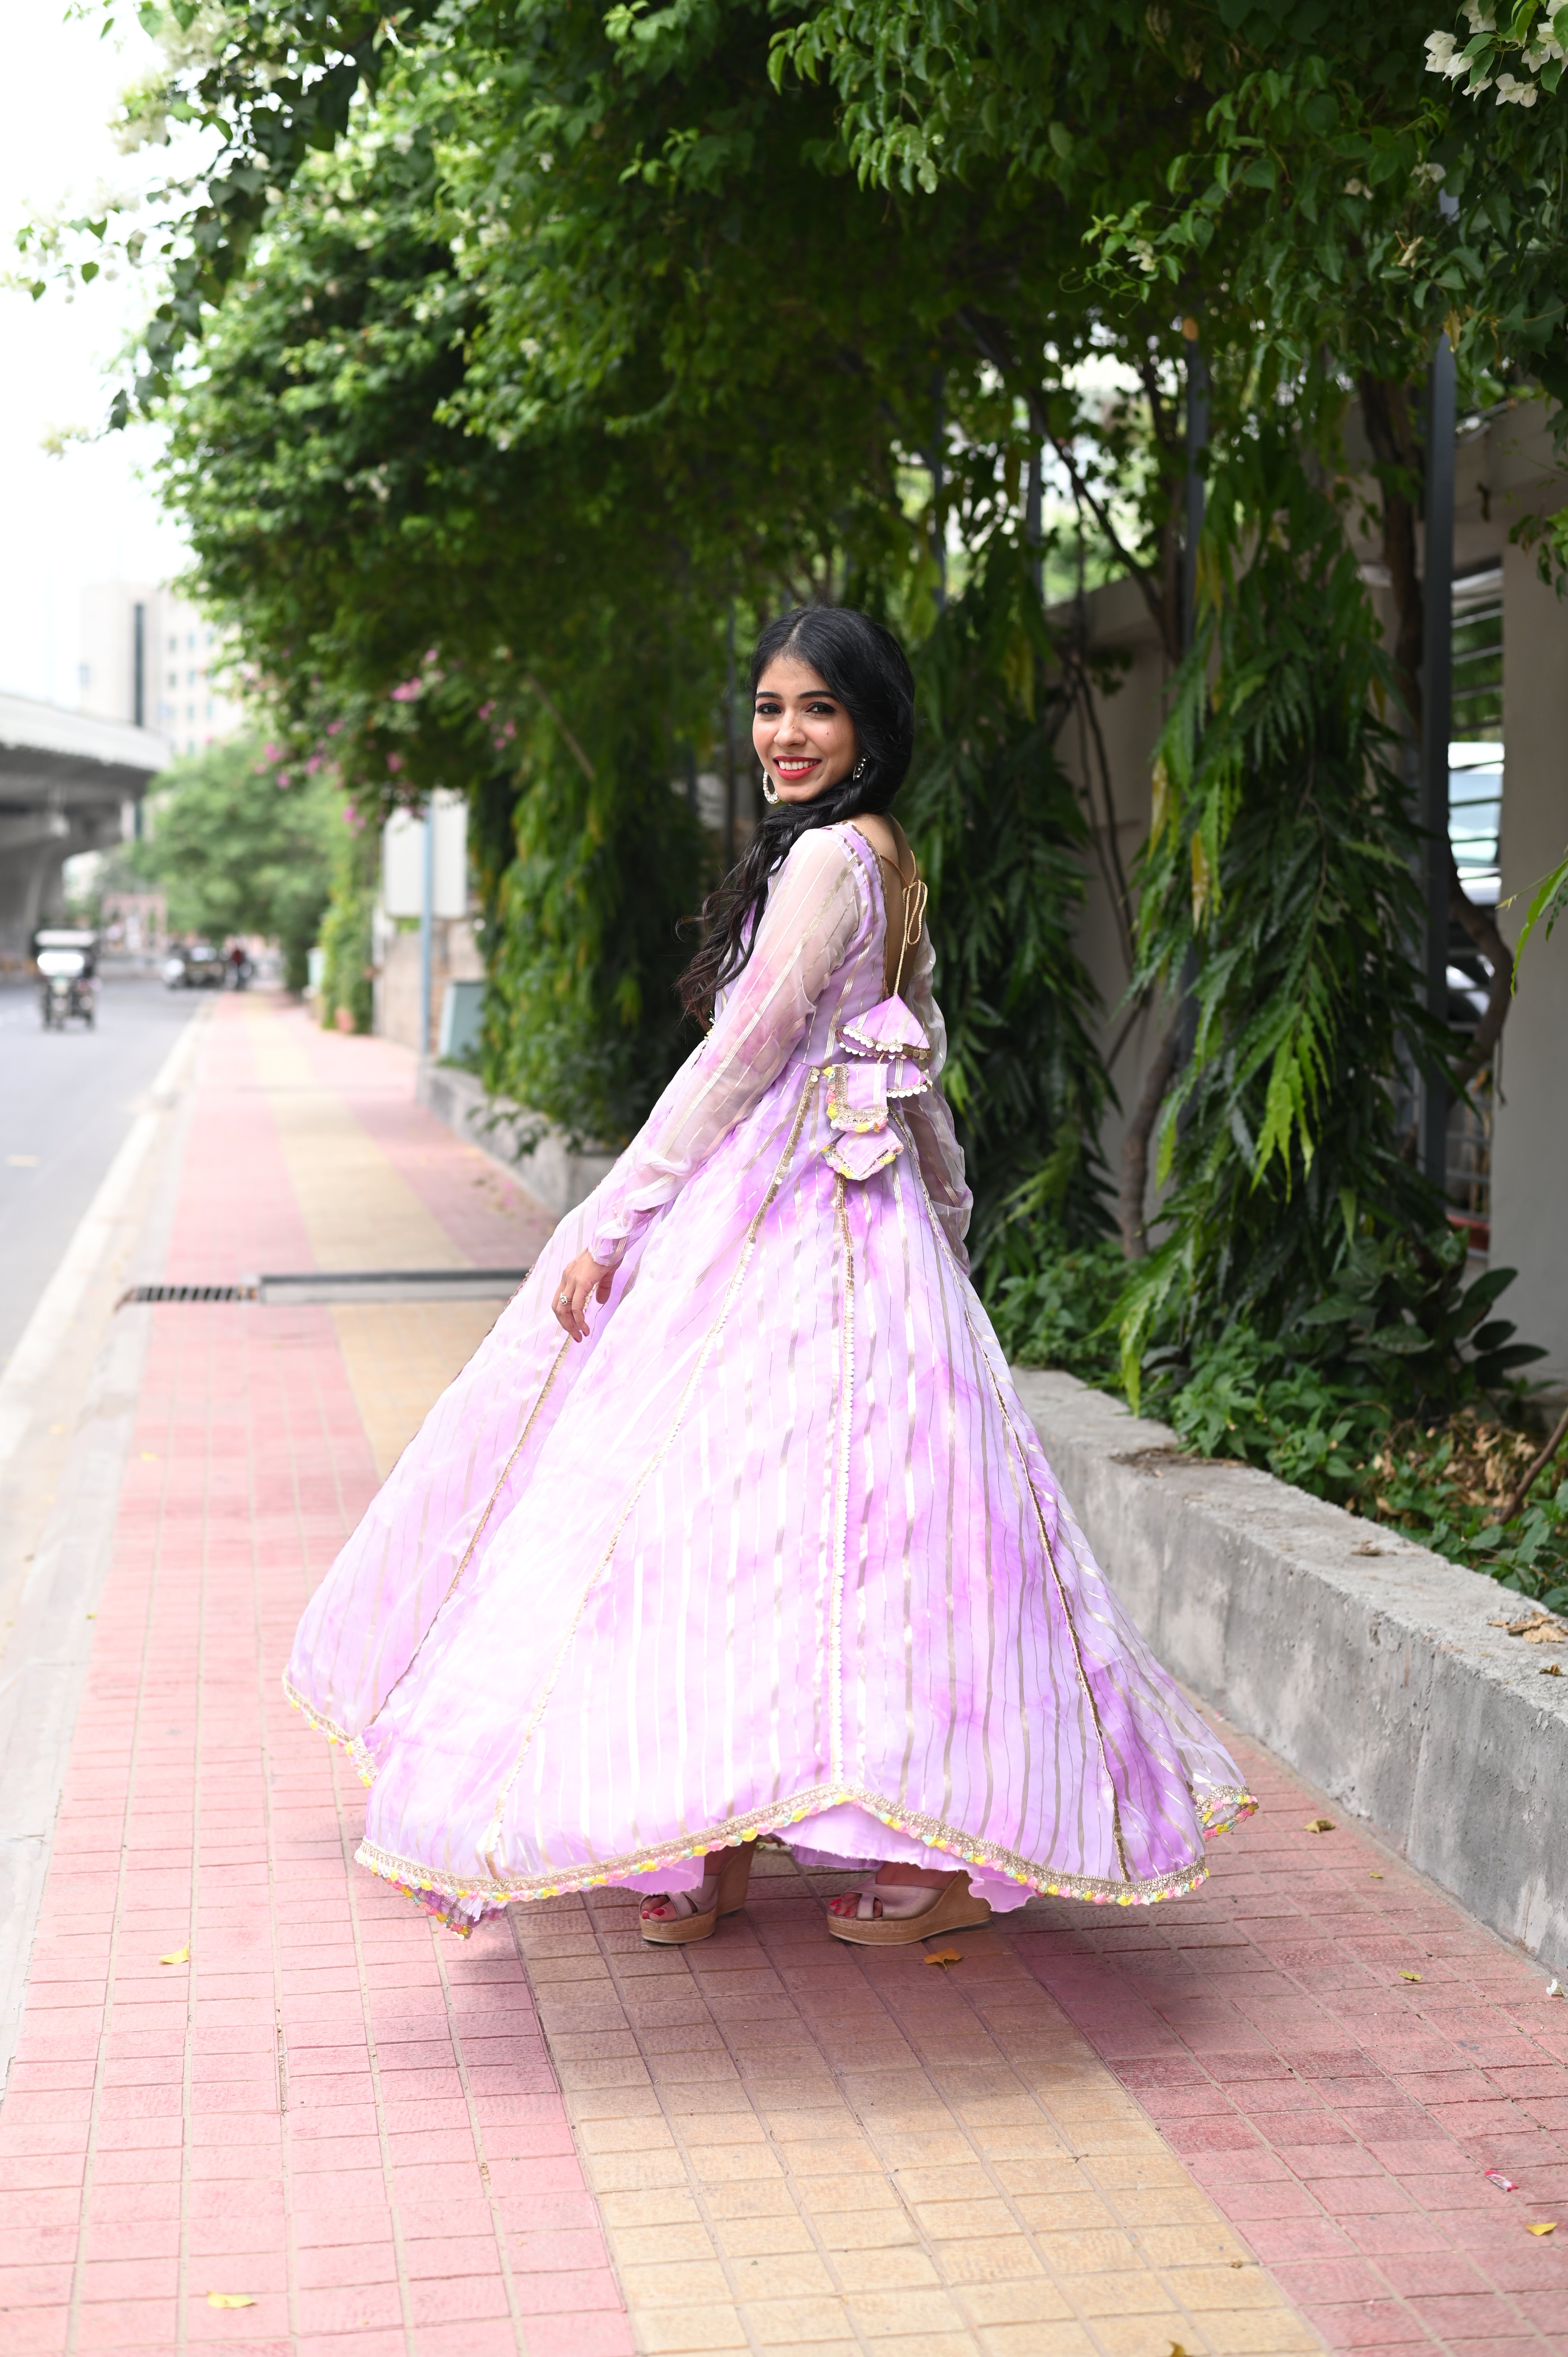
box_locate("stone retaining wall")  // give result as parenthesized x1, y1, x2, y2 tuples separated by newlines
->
(1014, 1368, 1568, 1975)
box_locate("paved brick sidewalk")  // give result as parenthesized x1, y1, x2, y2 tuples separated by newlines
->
(1, 996, 1564, 2357)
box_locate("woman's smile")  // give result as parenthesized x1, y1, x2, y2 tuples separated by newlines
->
(753, 653, 858, 802)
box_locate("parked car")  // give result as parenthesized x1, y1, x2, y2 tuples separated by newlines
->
(34, 928, 98, 1030)
(162, 939, 228, 989)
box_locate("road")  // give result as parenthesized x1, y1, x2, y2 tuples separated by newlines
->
(0, 969, 205, 1370)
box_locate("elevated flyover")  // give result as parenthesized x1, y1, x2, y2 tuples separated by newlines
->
(0, 692, 168, 961)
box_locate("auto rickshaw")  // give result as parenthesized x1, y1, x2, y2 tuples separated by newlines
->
(34, 928, 99, 1030)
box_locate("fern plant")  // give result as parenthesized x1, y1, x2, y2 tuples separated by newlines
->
(1116, 424, 1450, 1399)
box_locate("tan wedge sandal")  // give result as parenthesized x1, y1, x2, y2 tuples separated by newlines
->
(639, 1843, 754, 1945)
(825, 1869, 991, 1948)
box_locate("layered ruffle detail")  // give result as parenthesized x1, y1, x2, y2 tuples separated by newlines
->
(825, 993, 932, 1183)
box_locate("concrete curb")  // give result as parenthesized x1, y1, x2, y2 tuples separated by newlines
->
(1014, 1368, 1568, 1977)
(415, 1060, 614, 1221)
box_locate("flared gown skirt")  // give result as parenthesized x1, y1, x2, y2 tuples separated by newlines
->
(284, 1058, 1255, 1927)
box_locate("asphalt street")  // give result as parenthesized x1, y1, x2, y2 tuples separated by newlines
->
(0, 970, 205, 1370)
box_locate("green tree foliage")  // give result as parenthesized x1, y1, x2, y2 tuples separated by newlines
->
(318, 812, 377, 1034)
(139, 736, 338, 989)
(1114, 430, 1451, 1392)
(40, 0, 1568, 1339)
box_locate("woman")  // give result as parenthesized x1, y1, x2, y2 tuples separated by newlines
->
(285, 605, 1254, 1948)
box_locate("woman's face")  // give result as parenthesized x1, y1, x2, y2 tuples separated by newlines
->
(753, 655, 858, 805)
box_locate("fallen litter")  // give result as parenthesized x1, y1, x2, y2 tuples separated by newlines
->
(1485, 2171, 1519, 2192)
(207, 2293, 256, 2309)
(1526, 2221, 1557, 2237)
(1304, 1818, 1335, 1833)
(159, 1946, 189, 1966)
(1398, 1970, 1422, 1982)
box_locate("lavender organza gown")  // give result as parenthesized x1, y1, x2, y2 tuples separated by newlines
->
(286, 822, 1254, 1929)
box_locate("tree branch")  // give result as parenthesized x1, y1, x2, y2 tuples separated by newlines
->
(956, 303, 1172, 653)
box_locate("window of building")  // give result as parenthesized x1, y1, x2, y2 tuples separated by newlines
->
(1445, 563, 1504, 1246)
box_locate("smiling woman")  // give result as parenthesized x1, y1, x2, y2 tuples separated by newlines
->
(284, 601, 1255, 1956)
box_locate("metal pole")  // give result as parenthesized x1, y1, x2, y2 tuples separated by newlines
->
(930, 370, 947, 611)
(1176, 336, 1210, 1100)
(1181, 339, 1209, 651)
(1420, 333, 1456, 1194)
(419, 798, 434, 1060)
(1026, 438, 1043, 604)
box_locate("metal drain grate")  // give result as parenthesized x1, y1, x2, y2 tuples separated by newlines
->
(117, 1283, 258, 1306)
(115, 1269, 531, 1309)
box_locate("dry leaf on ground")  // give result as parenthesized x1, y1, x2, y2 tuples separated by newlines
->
(924, 1948, 963, 1969)
(206, 2293, 256, 2308)
(1526, 2221, 1557, 2236)
(159, 1946, 189, 1966)
(1398, 1970, 1422, 1982)
(1489, 1609, 1568, 1643)
(1304, 1818, 1335, 1832)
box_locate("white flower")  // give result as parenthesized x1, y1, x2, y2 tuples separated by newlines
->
(1425, 29, 1457, 71)
(1495, 70, 1540, 101)
(1524, 35, 1564, 64)
(1344, 176, 1372, 196)
(1411, 161, 1448, 186)
(1130, 236, 1158, 277)
(1461, 3, 1496, 29)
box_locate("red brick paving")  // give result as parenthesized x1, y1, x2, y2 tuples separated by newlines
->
(0, 1001, 628, 2355)
(4, 995, 1567, 2354)
(1017, 1722, 1568, 2354)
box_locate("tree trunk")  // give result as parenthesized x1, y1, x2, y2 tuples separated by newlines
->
(1118, 1012, 1181, 1258)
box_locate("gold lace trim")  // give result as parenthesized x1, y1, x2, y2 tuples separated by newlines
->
(352, 1776, 1256, 1913)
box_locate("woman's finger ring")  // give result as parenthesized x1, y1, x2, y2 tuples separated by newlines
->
(556, 1290, 570, 1308)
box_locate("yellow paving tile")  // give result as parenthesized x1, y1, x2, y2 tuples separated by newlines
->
(830, 2247, 942, 2291)
(976, 2326, 1098, 2357)
(636, 2306, 749, 2353)
(248, 1009, 467, 1272)
(610, 2223, 719, 2266)
(1167, 2264, 1293, 2311)
(325, 1274, 1323, 2357)
(714, 2216, 820, 2259)
(332, 1302, 499, 1474)
(618, 2258, 736, 2306)
(932, 2237, 1049, 2286)
(727, 2254, 838, 2300)
(1082, 2320, 1194, 2357)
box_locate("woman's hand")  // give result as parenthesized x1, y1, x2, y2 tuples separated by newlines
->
(552, 1248, 615, 1343)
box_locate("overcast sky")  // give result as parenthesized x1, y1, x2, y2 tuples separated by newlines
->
(0, 2, 193, 710)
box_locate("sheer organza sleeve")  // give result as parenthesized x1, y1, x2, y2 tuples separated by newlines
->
(588, 829, 865, 1269)
(901, 925, 973, 1274)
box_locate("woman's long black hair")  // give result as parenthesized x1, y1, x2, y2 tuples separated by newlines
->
(678, 605, 916, 1022)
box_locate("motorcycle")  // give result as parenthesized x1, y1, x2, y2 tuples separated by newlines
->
(35, 929, 98, 1030)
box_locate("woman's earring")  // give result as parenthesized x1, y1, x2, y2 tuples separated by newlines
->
(761, 770, 781, 806)
(853, 756, 867, 783)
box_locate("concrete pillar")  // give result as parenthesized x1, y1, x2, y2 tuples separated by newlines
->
(1489, 539, 1568, 1382)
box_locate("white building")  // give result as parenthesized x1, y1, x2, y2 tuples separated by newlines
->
(78, 581, 247, 752)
